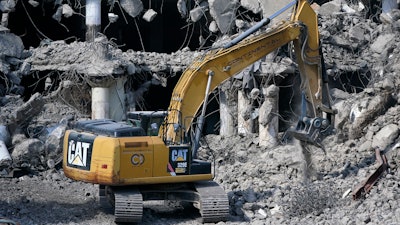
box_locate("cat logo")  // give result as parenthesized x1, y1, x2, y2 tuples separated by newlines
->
(131, 154, 145, 165)
(67, 133, 94, 170)
(169, 147, 190, 175)
(171, 149, 188, 162)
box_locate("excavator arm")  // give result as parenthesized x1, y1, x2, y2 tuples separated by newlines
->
(161, 0, 335, 146)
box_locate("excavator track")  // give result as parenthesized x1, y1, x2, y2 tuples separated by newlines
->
(113, 188, 143, 223)
(194, 181, 229, 223)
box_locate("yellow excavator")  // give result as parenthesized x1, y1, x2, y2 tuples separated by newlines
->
(63, 0, 335, 223)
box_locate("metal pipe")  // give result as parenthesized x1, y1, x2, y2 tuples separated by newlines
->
(192, 70, 214, 158)
(223, 0, 298, 49)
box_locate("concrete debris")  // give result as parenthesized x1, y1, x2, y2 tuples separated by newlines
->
(52, 5, 62, 22)
(260, 0, 292, 24)
(11, 138, 44, 168)
(44, 124, 67, 168)
(0, 125, 11, 167)
(25, 39, 196, 76)
(0, 0, 16, 12)
(177, 0, 188, 18)
(62, 4, 74, 18)
(108, 13, 119, 23)
(189, 1, 209, 22)
(209, 20, 219, 33)
(317, 1, 341, 16)
(142, 9, 157, 22)
(209, 0, 238, 34)
(240, 0, 261, 14)
(120, 0, 143, 18)
(348, 92, 395, 139)
(12, 93, 45, 127)
(28, 0, 39, 7)
(372, 124, 399, 150)
(0, 32, 23, 59)
(370, 33, 396, 54)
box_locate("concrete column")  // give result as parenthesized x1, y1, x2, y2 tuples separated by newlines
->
(219, 81, 236, 137)
(109, 77, 127, 121)
(92, 87, 110, 119)
(259, 85, 279, 147)
(86, 0, 101, 42)
(238, 90, 253, 135)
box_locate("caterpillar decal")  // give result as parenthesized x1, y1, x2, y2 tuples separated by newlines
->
(67, 132, 94, 171)
(168, 146, 190, 175)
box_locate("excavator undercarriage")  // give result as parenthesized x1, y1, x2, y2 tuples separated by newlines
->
(99, 181, 229, 223)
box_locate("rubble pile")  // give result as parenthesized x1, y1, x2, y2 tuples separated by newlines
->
(0, 0, 400, 224)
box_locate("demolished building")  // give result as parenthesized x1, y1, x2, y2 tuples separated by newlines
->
(1, 0, 400, 224)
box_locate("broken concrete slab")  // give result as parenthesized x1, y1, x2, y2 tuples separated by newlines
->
(349, 92, 395, 139)
(12, 93, 45, 129)
(372, 124, 399, 150)
(11, 138, 44, 168)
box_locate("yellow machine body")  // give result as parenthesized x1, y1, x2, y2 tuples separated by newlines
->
(63, 129, 212, 185)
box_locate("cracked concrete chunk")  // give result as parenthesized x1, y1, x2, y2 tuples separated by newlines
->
(240, 0, 261, 14)
(12, 138, 44, 168)
(143, 9, 157, 22)
(190, 1, 209, 22)
(260, 0, 293, 23)
(120, 0, 144, 18)
(372, 124, 399, 150)
(0, 32, 24, 58)
(209, 0, 238, 34)
(13, 93, 45, 125)
(371, 34, 396, 54)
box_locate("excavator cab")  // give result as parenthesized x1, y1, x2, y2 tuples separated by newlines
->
(127, 111, 167, 136)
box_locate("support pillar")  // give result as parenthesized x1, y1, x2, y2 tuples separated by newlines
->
(109, 77, 127, 121)
(219, 80, 236, 137)
(86, 0, 101, 42)
(259, 85, 279, 147)
(238, 90, 254, 135)
(92, 87, 110, 119)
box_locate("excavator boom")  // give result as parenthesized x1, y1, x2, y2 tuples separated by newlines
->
(162, 0, 334, 146)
